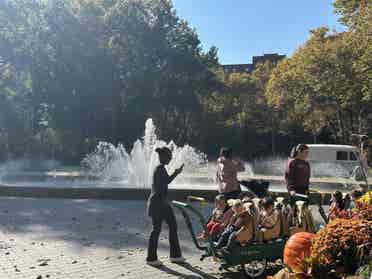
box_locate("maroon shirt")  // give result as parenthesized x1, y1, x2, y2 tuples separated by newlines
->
(284, 158, 310, 195)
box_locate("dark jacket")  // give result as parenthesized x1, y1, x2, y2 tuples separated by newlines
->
(284, 158, 310, 195)
(147, 164, 172, 217)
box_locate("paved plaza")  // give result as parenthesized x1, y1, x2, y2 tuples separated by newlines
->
(0, 197, 325, 279)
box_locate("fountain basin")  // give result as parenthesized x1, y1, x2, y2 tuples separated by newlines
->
(0, 183, 334, 205)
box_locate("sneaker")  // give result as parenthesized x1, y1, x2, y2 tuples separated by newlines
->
(169, 257, 186, 263)
(146, 260, 163, 267)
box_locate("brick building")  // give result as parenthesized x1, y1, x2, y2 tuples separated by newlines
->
(222, 53, 285, 74)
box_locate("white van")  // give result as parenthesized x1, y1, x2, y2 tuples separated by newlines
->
(306, 144, 364, 180)
(307, 144, 360, 164)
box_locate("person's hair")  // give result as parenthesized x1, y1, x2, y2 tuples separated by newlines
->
(262, 196, 275, 210)
(351, 190, 363, 200)
(227, 199, 242, 208)
(155, 147, 172, 163)
(219, 147, 232, 159)
(332, 190, 345, 210)
(290, 144, 309, 158)
(333, 191, 343, 202)
(238, 191, 255, 200)
(215, 194, 226, 203)
(242, 196, 252, 203)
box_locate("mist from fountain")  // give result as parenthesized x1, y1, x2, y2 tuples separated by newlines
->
(81, 119, 208, 187)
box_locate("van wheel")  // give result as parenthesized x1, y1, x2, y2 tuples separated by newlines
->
(241, 259, 267, 278)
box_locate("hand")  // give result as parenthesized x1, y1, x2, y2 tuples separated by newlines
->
(290, 191, 296, 196)
(175, 164, 184, 175)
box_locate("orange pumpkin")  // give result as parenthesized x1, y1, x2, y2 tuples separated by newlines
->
(283, 232, 315, 274)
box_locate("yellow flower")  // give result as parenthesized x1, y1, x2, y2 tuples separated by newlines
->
(358, 191, 372, 204)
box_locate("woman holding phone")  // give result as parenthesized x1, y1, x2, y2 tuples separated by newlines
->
(146, 146, 185, 266)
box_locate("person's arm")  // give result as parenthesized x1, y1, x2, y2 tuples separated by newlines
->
(161, 164, 184, 184)
(234, 213, 249, 229)
(222, 209, 233, 227)
(328, 202, 336, 219)
(285, 160, 297, 195)
(210, 209, 217, 222)
(262, 212, 277, 228)
(233, 159, 245, 172)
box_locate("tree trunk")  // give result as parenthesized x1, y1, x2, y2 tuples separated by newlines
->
(358, 108, 363, 134)
(337, 109, 347, 143)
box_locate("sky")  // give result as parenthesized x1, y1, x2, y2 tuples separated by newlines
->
(172, 0, 345, 64)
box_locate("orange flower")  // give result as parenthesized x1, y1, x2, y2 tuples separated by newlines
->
(310, 218, 372, 273)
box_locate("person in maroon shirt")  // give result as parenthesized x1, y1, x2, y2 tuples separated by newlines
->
(285, 144, 310, 196)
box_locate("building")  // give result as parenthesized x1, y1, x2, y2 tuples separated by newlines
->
(222, 53, 286, 74)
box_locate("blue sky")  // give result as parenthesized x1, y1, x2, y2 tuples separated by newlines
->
(172, 0, 344, 64)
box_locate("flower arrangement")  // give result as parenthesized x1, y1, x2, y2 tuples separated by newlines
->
(328, 207, 350, 220)
(358, 191, 372, 204)
(328, 199, 372, 221)
(352, 201, 372, 221)
(310, 219, 372, 276)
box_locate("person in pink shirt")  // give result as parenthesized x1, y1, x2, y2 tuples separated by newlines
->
(216, 147, 245, 200)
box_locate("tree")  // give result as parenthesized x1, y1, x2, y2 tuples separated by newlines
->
(266, 26, 372, 143)
(333, 0, 367, 26)
(0, 0, 221, 162)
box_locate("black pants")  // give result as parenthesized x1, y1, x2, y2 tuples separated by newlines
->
(215, 225, 236, 249)
(146, 205, 182, 261)
(225, 232, 239, 250)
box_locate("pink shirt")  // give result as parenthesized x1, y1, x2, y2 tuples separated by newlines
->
(216, 157, 245, 193)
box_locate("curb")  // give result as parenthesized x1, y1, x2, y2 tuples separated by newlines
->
(0, 185, 332, 204)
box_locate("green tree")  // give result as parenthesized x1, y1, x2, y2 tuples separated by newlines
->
(266, 26, 372, 143)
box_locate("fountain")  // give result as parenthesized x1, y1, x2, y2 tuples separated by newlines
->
(81, 118, 208, 187)
(0, 119, 364, 196)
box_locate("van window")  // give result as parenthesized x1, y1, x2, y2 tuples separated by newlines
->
(336, 151, 348, 161)
(349, 152, 358, 161)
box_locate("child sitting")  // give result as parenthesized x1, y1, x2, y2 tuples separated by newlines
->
(198, 195, 230, 240)
(258, 197, 281, 242)
(348, 190, 363, 210)
(221, 200, 255, 253)
(214, 199, 252, 249)
(328, 191, 346, 220)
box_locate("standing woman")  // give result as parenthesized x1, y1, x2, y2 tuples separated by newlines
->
(285, 144, 315, 233)
(216, 147, 245, 200)
(146, 147, 185, 266)
(284, 144, 311, 196)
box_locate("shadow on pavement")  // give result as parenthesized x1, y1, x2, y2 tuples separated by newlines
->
(0, 197, 213, 254)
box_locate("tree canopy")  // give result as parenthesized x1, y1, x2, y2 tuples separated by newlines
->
(0, 0, 371, 163)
